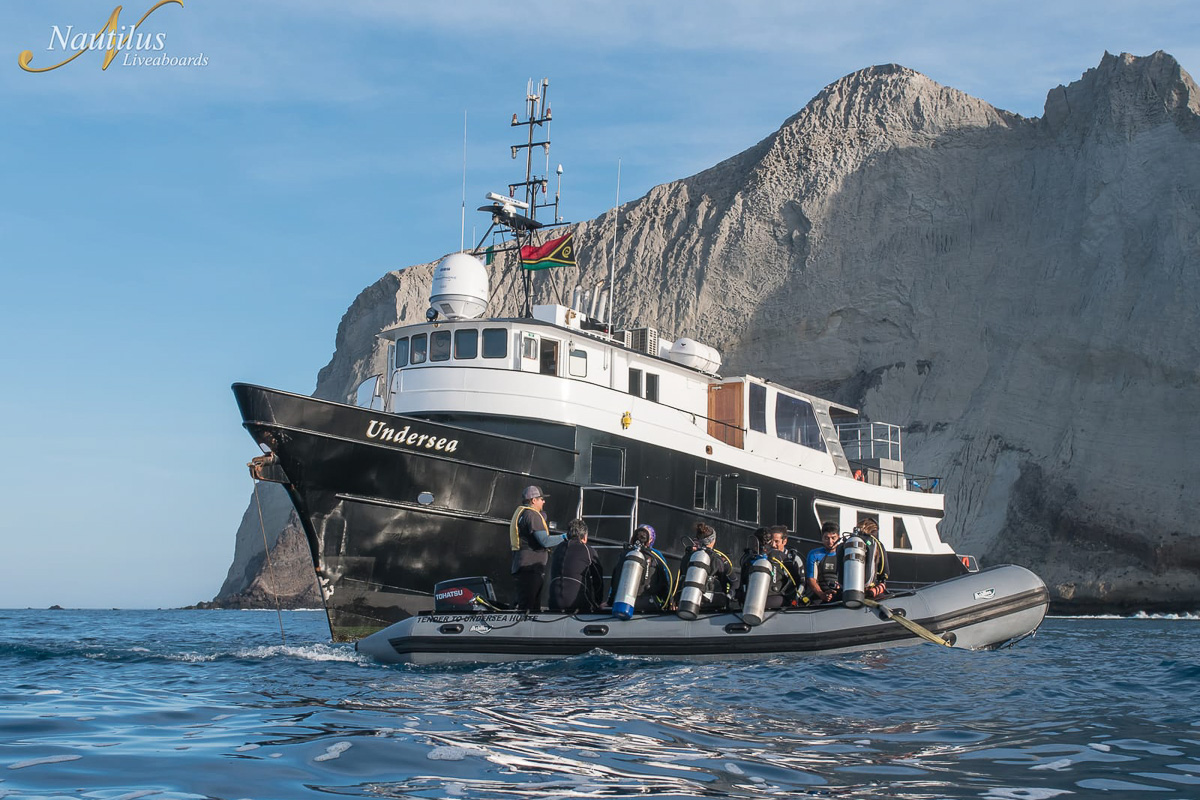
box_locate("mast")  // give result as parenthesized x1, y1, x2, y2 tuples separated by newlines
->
(472, 78, 563, 319)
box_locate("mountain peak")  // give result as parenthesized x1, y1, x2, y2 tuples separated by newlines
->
(791, 63, 1018, 136)
(1043, 50, 1200, 136)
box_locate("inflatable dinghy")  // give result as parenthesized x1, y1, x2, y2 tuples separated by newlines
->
(355, 564, 1048, 665)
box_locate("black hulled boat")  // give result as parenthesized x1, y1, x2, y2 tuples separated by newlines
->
(235, 80, 983, 643)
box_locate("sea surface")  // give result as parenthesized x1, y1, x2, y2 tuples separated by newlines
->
(1, 610, 1197, 800)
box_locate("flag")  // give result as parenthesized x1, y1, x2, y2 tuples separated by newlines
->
(484, 245, 495, 266)
(519, 232, 576, 270)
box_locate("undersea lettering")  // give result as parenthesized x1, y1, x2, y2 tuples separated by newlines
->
(365, 420, 459, 453)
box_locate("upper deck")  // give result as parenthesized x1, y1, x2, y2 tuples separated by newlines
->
(356, 303, 942, 498)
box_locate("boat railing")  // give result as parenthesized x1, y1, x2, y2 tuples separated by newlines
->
(837, 421, 902, 462)
(847, 459, 943, 494)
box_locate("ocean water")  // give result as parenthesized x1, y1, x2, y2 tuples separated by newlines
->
(1, 610, 1197, 800)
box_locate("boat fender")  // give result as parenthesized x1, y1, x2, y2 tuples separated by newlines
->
(741, 555, 772, 626)
(841, 532, 868, 608)
(612, 547, 648, 620)
(677, 548, 714, 620)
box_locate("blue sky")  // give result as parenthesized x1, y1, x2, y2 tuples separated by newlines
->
(2, 1, 1196, 608)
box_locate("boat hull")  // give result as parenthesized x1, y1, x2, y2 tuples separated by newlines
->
(233, 382, 969, 642)
(356, 565, 1049, 664)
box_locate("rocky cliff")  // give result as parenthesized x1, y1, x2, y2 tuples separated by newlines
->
(214, 51, 1200, 614)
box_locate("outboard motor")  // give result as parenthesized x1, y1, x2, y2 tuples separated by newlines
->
(612, 547, 648, 620)
(841, 530, 868, 608)
(741, 554, 772, 626)
(676, 548, 714, 620)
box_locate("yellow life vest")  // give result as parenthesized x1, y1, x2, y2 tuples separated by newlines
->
(510, 505, 549, 551)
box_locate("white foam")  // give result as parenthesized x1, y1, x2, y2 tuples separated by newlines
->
(8, 754, 83, 770)
(234, 644, 364, 663)
(314, 742, 352, 762)
(33, 690, 62, 696)
(428, 746, 476, 761)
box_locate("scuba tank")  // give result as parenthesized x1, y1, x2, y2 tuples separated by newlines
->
(741, 554, 772, 626)
(612, 547, 648, 620)
(676, 548, 714, 620)
(841, 530, 868, 608)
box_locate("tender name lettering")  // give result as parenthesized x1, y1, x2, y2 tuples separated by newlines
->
(428, 614, 525, 624)
(365, 421, 459, 453)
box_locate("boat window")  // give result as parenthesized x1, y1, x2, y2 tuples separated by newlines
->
(893, 517, 912, 549)
(629, 368, 643, 397)
(430, 330, 452, 362)
(815, 503, 841, 531)
(454, 329, 478, 359)
(775, 394, 827, 452)
(591, 445, 624, 485)
(539, 338, 559, 375)
(776, 496, 796, 532)
(521, 333, 538, 361)
(749, 383, 767, 433)
(736, 485, 760, 524)
(395, 337, 409, 368)
(569, 348, 587, 377)
(645, 373, 659, 402)
(411, 333, 428, 365)
(694, 473, 720, 511)
(482, 328, 508, 359)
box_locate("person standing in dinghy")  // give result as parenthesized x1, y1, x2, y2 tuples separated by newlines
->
(510, 485, 567, 612)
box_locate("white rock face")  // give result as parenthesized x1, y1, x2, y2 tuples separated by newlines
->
(218, 51, 1200, 612)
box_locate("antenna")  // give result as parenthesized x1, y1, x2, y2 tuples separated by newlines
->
(460, 110, 467, 252)
(607, 158, 621, 331)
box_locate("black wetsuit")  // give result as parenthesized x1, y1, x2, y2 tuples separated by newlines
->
(549, 538, 604, 612)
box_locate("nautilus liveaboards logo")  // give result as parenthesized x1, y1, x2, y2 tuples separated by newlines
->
(18, 1, 207, 73)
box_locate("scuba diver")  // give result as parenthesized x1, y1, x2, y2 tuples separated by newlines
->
(804, 519, 889, 605)
(674, 523, 738, 618)
(609, 524, 675, 618)
(804, 522, 843, 604)
(765, 525, 805, 606)
(736, 527, 787, 611)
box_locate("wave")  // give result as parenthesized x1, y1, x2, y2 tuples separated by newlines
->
(0, 640, 365, 665)
(1049, 612, 1200, 621)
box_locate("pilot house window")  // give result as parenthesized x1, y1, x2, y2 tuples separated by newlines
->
(410, 333, 428, 364)
(775, 394, 827, 452)
(454, 329, 478, 359)
(749, 383, 767, 433)
(482, 328, 508, 359)
(430, 330, 452, 362)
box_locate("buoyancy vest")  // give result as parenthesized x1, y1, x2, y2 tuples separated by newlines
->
(818, 550, 840, 591)
(510, 505, 550, 552)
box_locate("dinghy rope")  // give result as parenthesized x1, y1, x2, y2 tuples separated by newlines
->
(861, 597, 953, 647)
(250, 469, 287, 646)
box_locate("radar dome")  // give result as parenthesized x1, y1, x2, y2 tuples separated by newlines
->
(430, 252, 489, 320)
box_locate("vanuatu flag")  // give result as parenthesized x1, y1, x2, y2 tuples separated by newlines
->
(519, 232, 576, 270)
